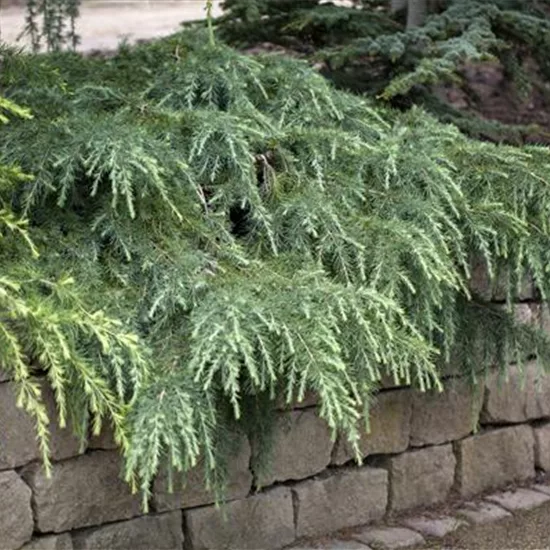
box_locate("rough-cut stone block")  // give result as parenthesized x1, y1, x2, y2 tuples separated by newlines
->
(88, 424, 118, 450)
(293, 542, 371, 550)
(0, 368, 12, 382)
(402, 516, 465, 538)
(277, 390, 319, 410)
(293, 467, 388, 538)
(0, 471, 34, 550)
(485, 488, 550, 511)
(23, 451, 141, 533)
(185, 487, 294, 550)
(534, 423, 550, 471)
(332, 390, 411, 465)
(72, 511, 183, 550)
(410, 380, 482, 447)
(153, 434, 252, 511)
(42, 382, 83, 461)
(469, 258, 534, 302)
(256, 409, 333, 485)
(455, 426, 535, 498)
(22, 535, 73, 550)
(456, 501, 512, 524)
(532, 484, 550, 496)
(482, 363, 550, 424)
(388, 445, 455, 512)
(352, 527, 424, 549)
(0, 381, 83, 470)
(0, 382, 41, 469)
(379, 374, 411, 390)
(322, 541, 372, 550)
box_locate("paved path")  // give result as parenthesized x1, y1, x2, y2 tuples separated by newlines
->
(417, 501, 550, 549)
(0, 1, 222, 51)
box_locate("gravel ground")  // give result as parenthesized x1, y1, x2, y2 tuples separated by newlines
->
(413, 501, 550, 549)
(0, 0, 222, 51)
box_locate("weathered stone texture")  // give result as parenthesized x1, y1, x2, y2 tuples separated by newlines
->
(456, 501, 512, 525)
(485, 488, 550, 511)
(0, 470, 34, 550)
(410, 380, 482, 447)
(23, 451, 141, 533)
(352, 527, 424, 549)
(469, 258, 535, 302)
(532, 483, 550, 496)
(185, 487, 294, 550)
(332, 390, 411, 465)
(22, 535, 73, 550)
(88, 424, 118, 451)
(0, 381, 82, 470)
(534, 423, 550, 471)
(0, 382, 41, 468)
(402, 516, 465, 538)
(256, 409, 333, 485)
(42, 382, 83, 461)
(388, 445, 456, 512)
(0, 368, 11, 382)
(455, 425, 535, 498)
(153, 434, 252, 511)
(482, 363, 550, 424)
(72, 511, 183, 550)
(293, 467, 388, 538)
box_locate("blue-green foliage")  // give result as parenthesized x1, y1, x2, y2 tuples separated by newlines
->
(2, 29, 550, 505)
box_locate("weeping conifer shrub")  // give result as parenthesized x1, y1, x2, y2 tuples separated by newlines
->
(2, 28, 550, 506)
(0, 96, 148, 474)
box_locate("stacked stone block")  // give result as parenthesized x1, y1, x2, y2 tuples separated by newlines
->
(2, 266, 550, 550)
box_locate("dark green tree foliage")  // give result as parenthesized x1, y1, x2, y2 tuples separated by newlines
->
(3, 30, 550, 504)
(220, 0, 550, 139)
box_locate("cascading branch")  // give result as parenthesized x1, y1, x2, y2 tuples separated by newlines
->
(2, 29, 550, 506)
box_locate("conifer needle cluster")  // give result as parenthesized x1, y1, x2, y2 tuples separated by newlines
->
(2, 27, 550, 504)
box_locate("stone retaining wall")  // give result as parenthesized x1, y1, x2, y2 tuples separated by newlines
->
(3, 278, 550, 549)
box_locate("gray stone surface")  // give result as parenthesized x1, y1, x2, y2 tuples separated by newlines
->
(0, 382, 41, 468)
(0, 470, 34, 550)
(534, 422, 550, 471)
(532, 483, 550, 496)
(277, 390, 319, 410)
(410, 379, 482, 447)
(485, 488, 550, 511)
(401, 516, 465, 538)
(0, 380, 83, 470)
(482, 363, 550, 424)
(256, 409, 333, 485)
(352, 527, 424, 549)
(72, 511, 183, 550)
(455, 425, 535, 498)
(293, 467, 388, 538)
(22, 535, 73, 550)
(456, 501, 512, 524)
(185, 487, 294, 550)
(469, 258, 534, 302)
(42, 382, 83, 461)
(153, 434, 252, 511)
(387, 445, 455, 512)
(88, 424, 118, 450)
(332, 390, 411, 465)
(294, 541, 371, 550)
(0, 368, 12, 382)
(23, 451, 142, 533)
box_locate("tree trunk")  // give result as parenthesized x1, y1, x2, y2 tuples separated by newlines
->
(406, 0, 428, 29)
(391, 0, 407, 13)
